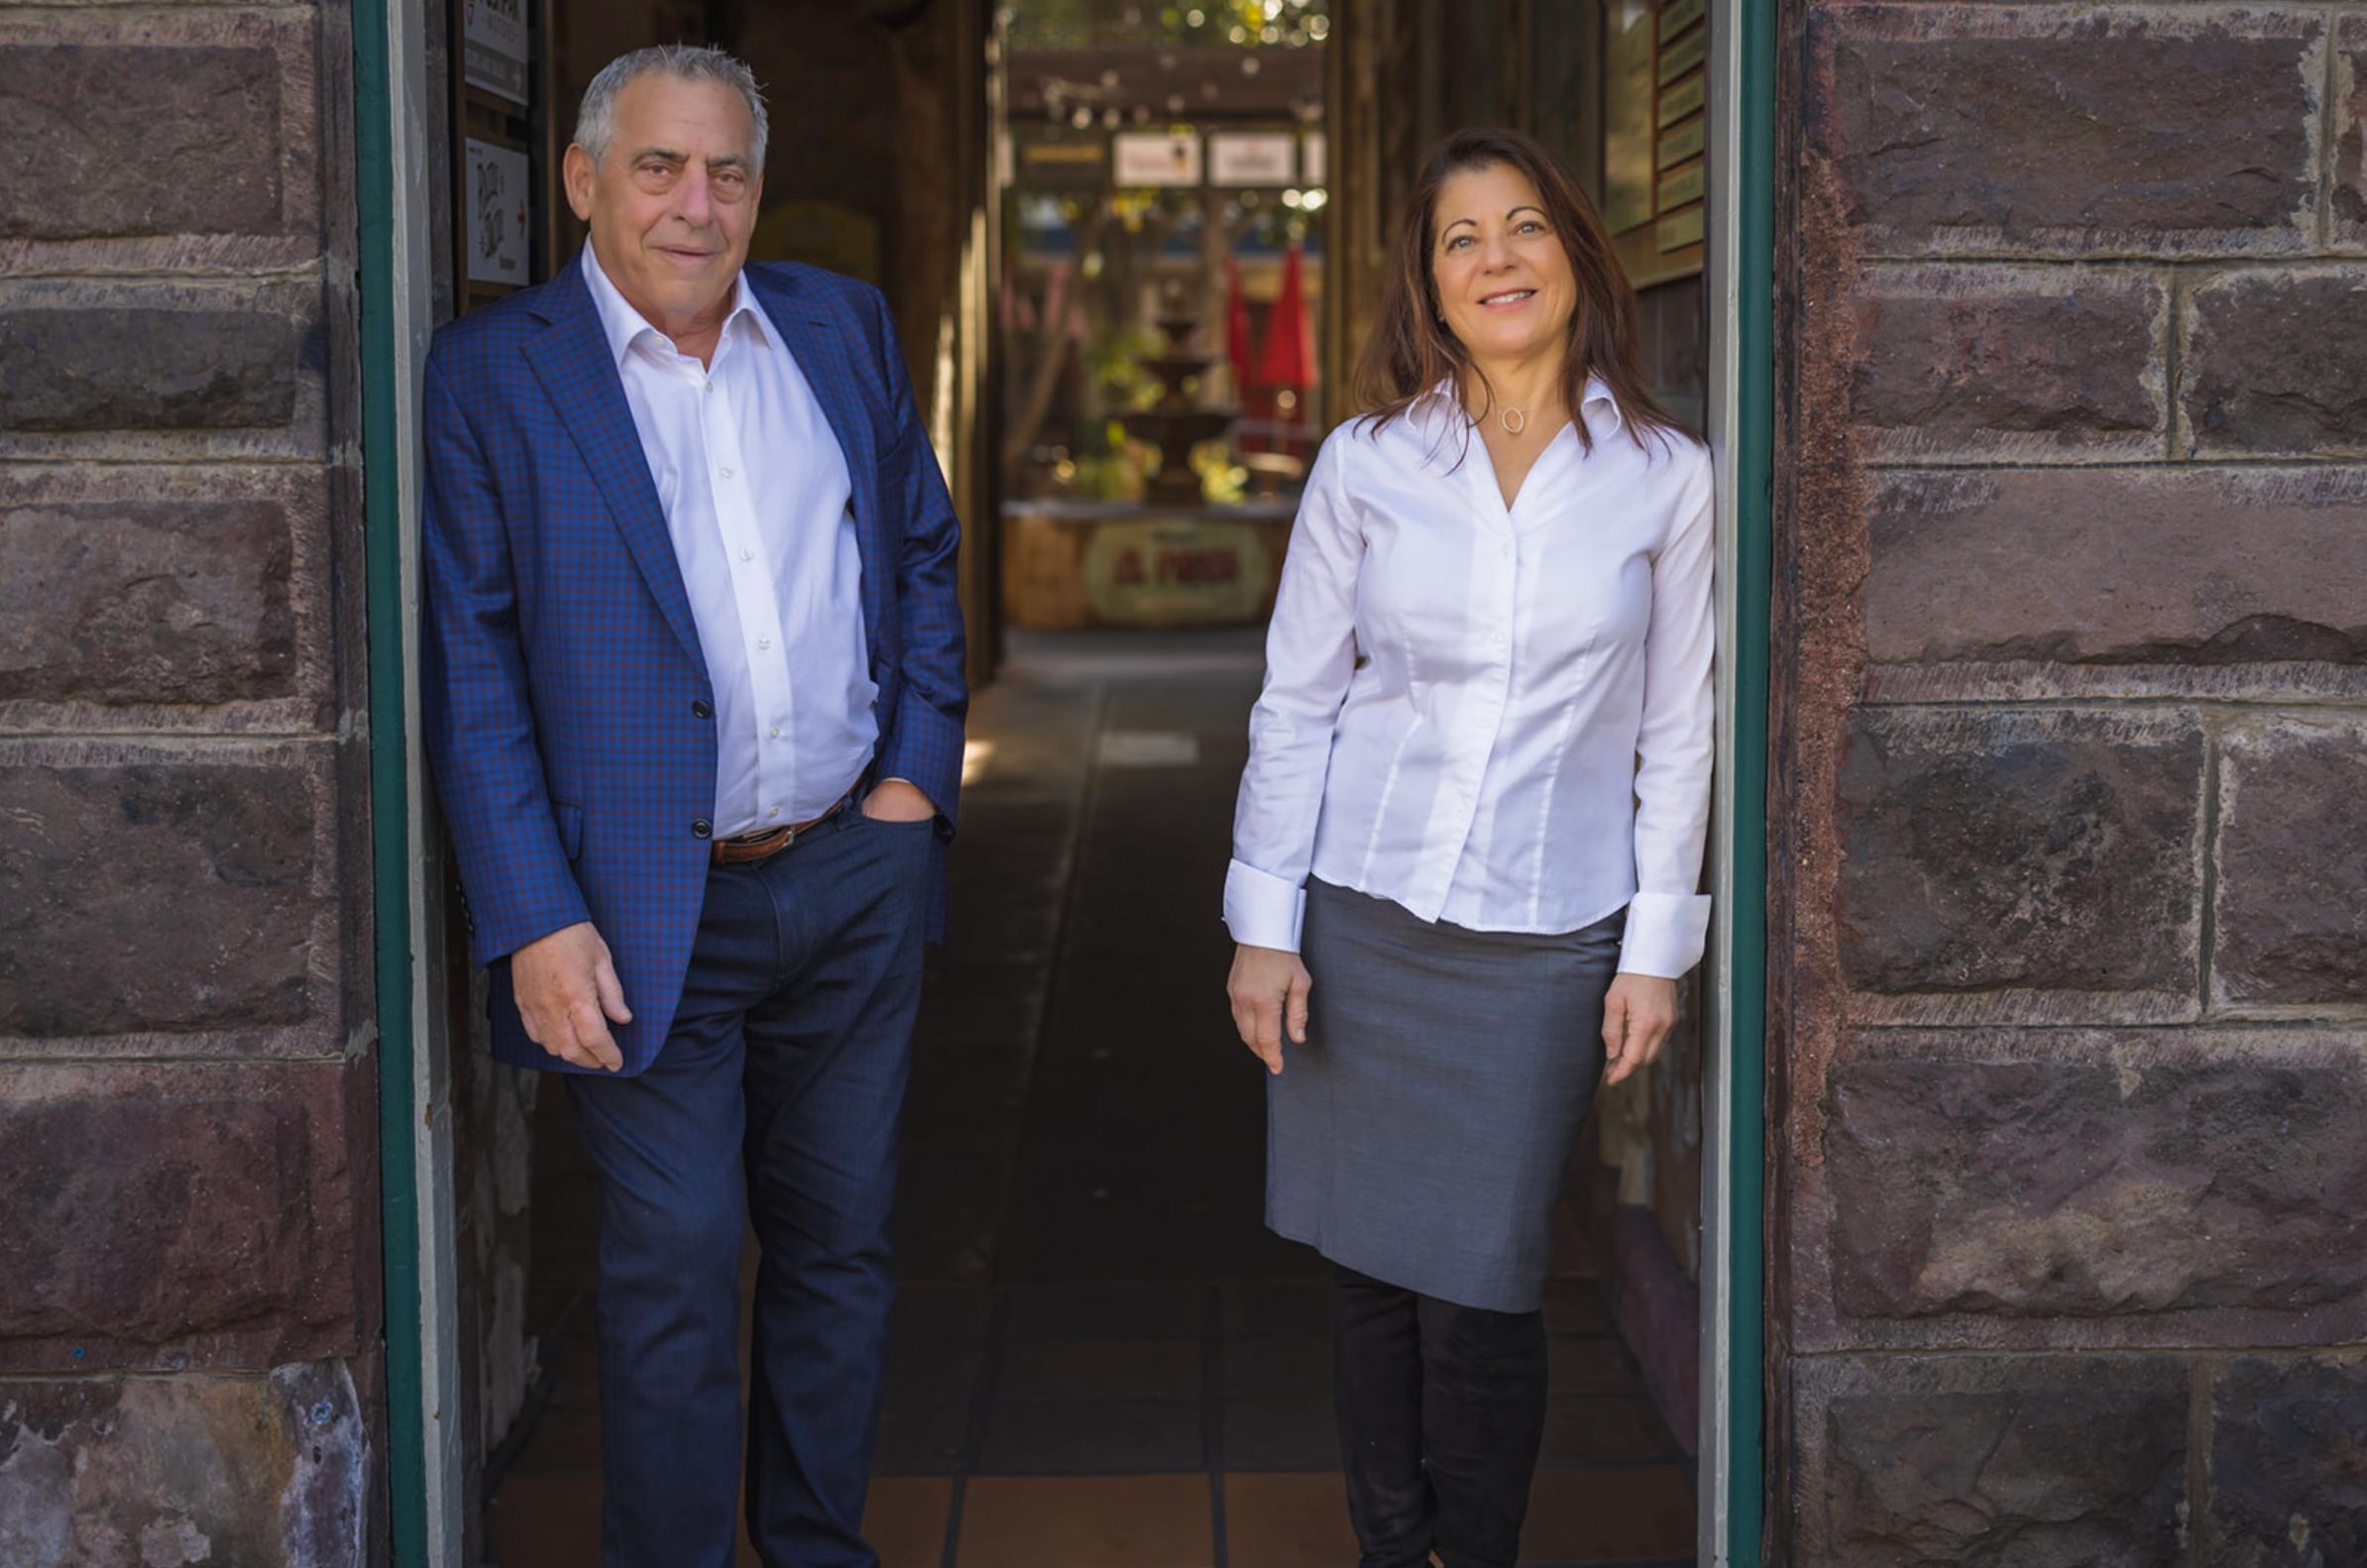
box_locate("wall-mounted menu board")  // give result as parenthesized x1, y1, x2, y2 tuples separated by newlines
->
(1604, 0, 1707, 286)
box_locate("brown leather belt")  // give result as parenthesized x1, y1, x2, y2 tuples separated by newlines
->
(710, 789, 856, 866)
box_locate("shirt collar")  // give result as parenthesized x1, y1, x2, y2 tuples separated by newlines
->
(1579, 375, 1623, 434)
(580, 244, 772, 367)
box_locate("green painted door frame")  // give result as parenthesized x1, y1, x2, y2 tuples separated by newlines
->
(1707, 0, 1774, 1560)
(357, 0, 459, 1560)
(353, 6, 1778, 1562)
(352, 0, 424, 1557)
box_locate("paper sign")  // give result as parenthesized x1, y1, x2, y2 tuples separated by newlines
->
(1114, 131, 1202, 187)
(462, 0, 529, 105)
(465, 138, 531, 285)
(1210, 131, 1296, 186)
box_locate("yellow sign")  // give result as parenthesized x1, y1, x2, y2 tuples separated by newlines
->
(1659, 116, 1706, 170)
(1657, 163, 1705, 212)
(1658, 25, 1708, 85)
(1659, 72, 1706, 128)
(1083, 518, 1276, 625)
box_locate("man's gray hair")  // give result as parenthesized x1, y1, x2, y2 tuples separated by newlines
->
(572, 45, 769, 175)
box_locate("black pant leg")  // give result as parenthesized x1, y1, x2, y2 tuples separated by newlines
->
(1332, 1264, 1435, 1568)
(1415, 1292, 1548, 1568)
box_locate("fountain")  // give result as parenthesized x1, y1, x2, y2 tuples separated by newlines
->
(1120, 301, 1238, 504)
(1001, 281, 1296, 631)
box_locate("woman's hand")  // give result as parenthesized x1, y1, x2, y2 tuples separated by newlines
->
(1601, 972, 1678, 1087)
(1227, 944, 1311, 1075)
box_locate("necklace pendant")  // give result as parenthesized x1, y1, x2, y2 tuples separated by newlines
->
(1501, 406, 1525, 434)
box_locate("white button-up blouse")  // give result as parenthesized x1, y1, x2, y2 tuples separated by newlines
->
(1223, 379, 1716, 978)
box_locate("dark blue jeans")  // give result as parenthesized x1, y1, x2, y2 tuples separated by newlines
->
(564, 809, 934, 1568)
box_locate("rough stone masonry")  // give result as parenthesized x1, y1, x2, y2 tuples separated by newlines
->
(5, 0, 2367, 1562)
(1779, 3, 2367, 1563)
(0, 5, 379, 1565)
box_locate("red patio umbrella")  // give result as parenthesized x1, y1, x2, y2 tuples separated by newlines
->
(1255, 241, 1316, 395)
(1224, 253, 1256, 397)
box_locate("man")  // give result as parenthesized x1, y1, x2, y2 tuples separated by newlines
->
(419, 45, 964, 1568)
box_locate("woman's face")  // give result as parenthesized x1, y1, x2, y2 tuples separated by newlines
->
(1429, 162, 1577, 369)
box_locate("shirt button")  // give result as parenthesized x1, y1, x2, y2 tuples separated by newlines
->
(756, 637, 771, 650)
(769, 725, 781, 738)
(768, 806, 781, 819)
(719, 466, 735, 480)
(740, 549, 754, 563)
(691, 699, 713, 719)
(692, 819, 713, 840)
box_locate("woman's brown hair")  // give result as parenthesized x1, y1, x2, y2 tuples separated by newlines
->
(1352, 127, 1682, 457)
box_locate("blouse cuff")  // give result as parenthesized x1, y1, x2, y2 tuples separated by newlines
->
(1223, 859, 1307, 952)
(1620, 892, 1712, 979)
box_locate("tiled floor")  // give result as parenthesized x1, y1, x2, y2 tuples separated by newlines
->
(487, 630, 1695, 1567)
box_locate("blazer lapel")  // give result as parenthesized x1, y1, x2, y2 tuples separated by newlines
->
(523, 259, 707, 669)
(749, 269, 890, 660)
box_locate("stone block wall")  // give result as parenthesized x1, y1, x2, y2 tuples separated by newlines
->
(0, 5, 378, 1565)
(1777, 3, 2367, 1562)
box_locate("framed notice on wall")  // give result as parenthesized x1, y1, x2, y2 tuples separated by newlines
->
(462, 0, 529, 106)
(465, 138, 531, 287)
(452, 0, 549, 307)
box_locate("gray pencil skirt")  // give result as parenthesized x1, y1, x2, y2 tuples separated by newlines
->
(1266, 878, 1624, 1313)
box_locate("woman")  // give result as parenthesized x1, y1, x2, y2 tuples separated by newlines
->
(1222, 127, 1714, 1567)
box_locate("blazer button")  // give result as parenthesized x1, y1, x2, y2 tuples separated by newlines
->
(692, 819, 713, 839)
(692, 699, 713, 719)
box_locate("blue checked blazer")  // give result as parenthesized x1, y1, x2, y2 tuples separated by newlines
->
(420, 251, 967, 1076)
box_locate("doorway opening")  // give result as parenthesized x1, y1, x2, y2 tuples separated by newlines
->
(369, 1, 1767, 1563)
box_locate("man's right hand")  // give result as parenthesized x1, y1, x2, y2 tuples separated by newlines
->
(511, 921, 631, 1072)
(1226, 944, 1311, 1076)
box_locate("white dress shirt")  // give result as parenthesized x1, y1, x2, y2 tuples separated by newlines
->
(1224, 379, 1716, 978)
(584, 247, 876, 838)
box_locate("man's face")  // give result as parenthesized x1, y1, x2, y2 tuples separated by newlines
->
(564, 72, 761, 328)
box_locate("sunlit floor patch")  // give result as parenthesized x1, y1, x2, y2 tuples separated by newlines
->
(1096, 728, 1202, 768)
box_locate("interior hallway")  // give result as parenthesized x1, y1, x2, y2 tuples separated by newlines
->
(487, 630, 1694, 1567)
